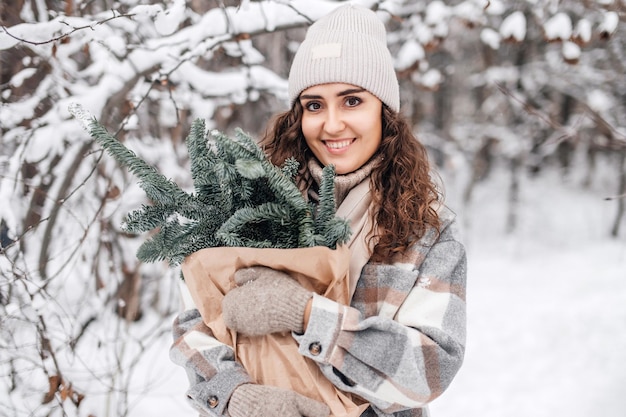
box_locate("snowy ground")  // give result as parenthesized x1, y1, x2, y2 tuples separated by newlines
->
(126, 165, 626, 417)
(431, 166, 626, 417)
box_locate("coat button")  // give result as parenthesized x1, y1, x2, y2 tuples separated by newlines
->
(208, 395, 219, 408)
(309, 342, 322, 356)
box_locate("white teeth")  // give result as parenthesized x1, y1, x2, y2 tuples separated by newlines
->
(325, 140, 352, 149)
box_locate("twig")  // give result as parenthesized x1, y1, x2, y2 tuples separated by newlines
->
(1, 11, 134, 46)
(495, 82, 561, 130)
(605, 193, 626, 201)
(272, 0, 315, 23)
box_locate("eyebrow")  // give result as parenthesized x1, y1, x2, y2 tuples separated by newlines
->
(300, 87, 366, 101)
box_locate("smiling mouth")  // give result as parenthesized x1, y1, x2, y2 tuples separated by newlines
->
(324, 139, 354, 149)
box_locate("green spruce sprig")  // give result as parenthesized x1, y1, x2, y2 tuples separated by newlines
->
(69, 104, 351, 267)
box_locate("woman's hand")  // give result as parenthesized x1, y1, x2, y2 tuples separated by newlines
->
(228, 384, 330, 417)
(222, 267, 313, 335)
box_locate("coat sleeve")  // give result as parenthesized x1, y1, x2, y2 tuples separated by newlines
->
(293, 220, 467, 415)
(169, 281, 253, 416)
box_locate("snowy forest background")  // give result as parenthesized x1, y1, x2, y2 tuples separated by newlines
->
(1, 0, 625, 416)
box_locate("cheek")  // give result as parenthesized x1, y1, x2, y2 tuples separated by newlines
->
(363, 116, 382, 148)
(301, 117, 318, 146)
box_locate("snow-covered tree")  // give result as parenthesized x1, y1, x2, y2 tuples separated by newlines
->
(1, 1, 624, 416)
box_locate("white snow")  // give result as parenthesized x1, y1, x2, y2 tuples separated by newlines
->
(412, 15, 436, 46)
(430, 166, 626, 417)
(221, 39, 266, 65)
(0, 30, 20, 50)
(480, 27, 501, 49)
(484, 0, 506, 15)
(452, 1, 488, 26)
(101, 34, 128, 58)
(562, 40, 581, 61)
(598, 11, 619, 36)
(395, 39, 425, 71)
(574, 18, 592, 44)
(154, 0, 187, 36)
(500, 11, 526, 42)
(8, 67, 37, 87)
(587, 89, 614, 113)
(544, 13, 573, 41)
(425, 1, 450, 38)
(417, 69, 444, 90)
(425, 1, 450, 26)
(0, 19, 64, 50)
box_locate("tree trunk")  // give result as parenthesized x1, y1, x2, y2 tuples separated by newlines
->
(116, 264, 143, 322)
(611, 149, 626, 237)
(506, 156, 521, 233)
(556, 94, 576, 175)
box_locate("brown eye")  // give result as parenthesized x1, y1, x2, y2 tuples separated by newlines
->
(345, 96, 362, 107)
(305, 101, 322, 111)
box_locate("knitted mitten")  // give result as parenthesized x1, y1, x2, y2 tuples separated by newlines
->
(222, 267, 312, 335)
(228, 384, 330, 417)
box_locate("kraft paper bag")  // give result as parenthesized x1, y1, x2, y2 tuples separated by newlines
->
(182, 245, 369, 417)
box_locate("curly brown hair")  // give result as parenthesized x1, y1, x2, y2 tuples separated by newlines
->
(260, 101, 442, 262)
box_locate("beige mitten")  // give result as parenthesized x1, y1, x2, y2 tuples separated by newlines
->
(222, 266, 312, 335)
(228, 384, 330, 417)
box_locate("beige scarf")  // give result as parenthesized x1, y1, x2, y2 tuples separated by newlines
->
(307, 157, 379, 298)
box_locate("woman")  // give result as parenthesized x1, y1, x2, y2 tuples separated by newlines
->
(170, 5, 466, 417)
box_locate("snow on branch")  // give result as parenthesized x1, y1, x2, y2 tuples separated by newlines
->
(543, 13, 572, 41)
(0, 11, 133, 49)
(500, 11, 526, 42)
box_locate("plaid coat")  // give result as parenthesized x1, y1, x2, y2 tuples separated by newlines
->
(170, 207, 466, 417)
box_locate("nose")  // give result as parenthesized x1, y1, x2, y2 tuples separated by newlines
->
(323, 107, 345, 135)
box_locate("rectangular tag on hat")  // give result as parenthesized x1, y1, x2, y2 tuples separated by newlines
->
(311, 43, 342, 59)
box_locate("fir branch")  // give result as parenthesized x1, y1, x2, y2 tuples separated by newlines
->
(211, 129, 259, 162)
(137, 229, 173, 264)
(186, 119, 217, 191)
(233, 128, 268, 161)
(87, 121, 188, 206)
(70, 108, 351, 268)
(318, 218, 352, 249)
(281, 158, 300, 180)
(122, 204, 171, 234)
(295, 216, 318, 248)
(216, 202, 298, 248)
(235, 159, 267, 180)
(176, 200, 223, 223)
(314, 165, 338, 235)
(314, 165, 352, 248)
(262, 163, 309, 214)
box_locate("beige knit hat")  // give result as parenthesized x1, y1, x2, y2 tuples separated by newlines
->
(288, 4, 400, 112)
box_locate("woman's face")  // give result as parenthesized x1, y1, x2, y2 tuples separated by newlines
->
(299, 83, 383, 175)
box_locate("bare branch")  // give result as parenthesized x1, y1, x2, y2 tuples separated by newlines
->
(605, 193, 626, 201)
(1, 11, 134, 46)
